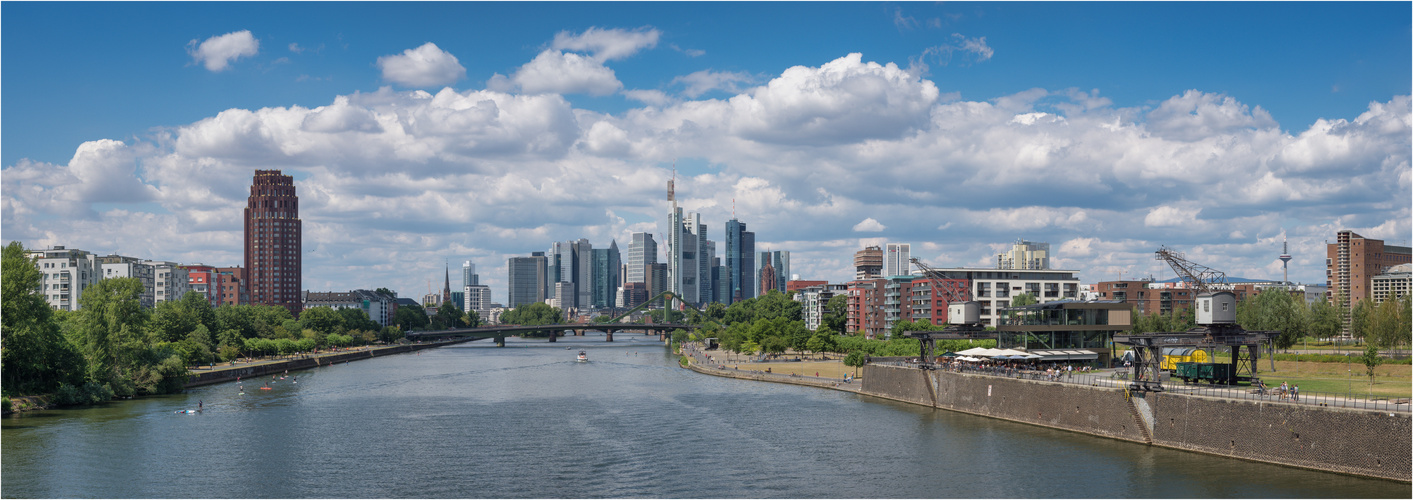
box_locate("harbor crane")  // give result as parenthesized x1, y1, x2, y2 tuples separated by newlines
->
(1154, 246, 1230, 294)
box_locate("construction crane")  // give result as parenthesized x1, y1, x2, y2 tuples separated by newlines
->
(1154, 246, 1229, 294)
(909, 257, 971, 303)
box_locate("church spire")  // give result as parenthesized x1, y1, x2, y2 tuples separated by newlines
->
(443, 261, 452, 306)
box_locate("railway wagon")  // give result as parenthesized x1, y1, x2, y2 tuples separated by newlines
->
(1174, 361, 1235, 385)
(1159, 347, 1210, 371)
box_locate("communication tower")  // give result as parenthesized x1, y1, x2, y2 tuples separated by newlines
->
(1279, 238, 1293, 285)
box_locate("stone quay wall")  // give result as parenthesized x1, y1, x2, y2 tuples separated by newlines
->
(185, 339, 467, 388)
(861, 364, 1411, 482)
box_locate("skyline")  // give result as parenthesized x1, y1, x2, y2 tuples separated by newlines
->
(2, 2, 1410, 301)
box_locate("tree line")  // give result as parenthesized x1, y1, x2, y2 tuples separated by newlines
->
(1, 242, 416, 402)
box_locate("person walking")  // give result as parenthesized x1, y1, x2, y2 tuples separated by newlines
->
(1292, 384, 1299, 402)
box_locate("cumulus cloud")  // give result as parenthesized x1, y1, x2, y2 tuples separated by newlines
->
(672, 70, 754, 98)
(550, 26, 660, 61)
(853, 218, 886, 232)
(377, 42, 466, 88)
(187, 30, 259, 72)
(494, 50, 622, 96)
(4, 43, 1408, 296)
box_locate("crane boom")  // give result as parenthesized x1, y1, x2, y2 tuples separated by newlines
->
(1155, 247, 1228, 294)
(909, 257, 971, 303)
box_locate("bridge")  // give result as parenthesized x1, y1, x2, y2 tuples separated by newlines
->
(405, 322, 696, 345)
(405, 290, 705, 346)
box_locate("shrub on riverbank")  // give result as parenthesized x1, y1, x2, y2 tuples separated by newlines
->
(54, 381, 114, 406)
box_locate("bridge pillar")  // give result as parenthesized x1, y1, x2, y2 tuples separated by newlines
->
(576, 329, 584, 336)
(605, 331, 614, 342)
(548, 331, 557, 342)
(495, 335, 505, 347)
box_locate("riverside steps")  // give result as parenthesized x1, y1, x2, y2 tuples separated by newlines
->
(184, 339, 471, 388)
(856, 363, 1411, 483)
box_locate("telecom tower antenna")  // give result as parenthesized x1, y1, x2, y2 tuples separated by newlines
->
(1279, 237, 1293, 285)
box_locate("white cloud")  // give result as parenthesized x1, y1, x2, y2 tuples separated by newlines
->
(672, 70, 754, 98)
(622, 89, 673, 106)
(377, 42, 466, 88)
(551, 26, 660, 61)
(1145, 90, 1277, 141)
(1144, 205, 1200, 227)
(502, 50, 622, 96)
(187, 30, 259, 72)
(853, 218, 886, 232)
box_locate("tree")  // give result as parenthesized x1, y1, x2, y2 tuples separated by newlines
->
(1350, 298, 1374, 343)
(1238, 290, 1307, 351)
(1361, 344, 1381, 388)
(1308, 298, 1342, 342)
(374, 288, 397, 299)
(1, 241, 86, 394)
(500, 302, 564, 326)
(148, 299, 199, 343)
(760, 335, 789, 356)
(68, 277, 150, 394)
(336, 307, 379, 333)
(821, 294, 848, 335)
(300, 306, 345, 335)
(463, 309, 481, 328)
(844, 351, 867, 376)
(1011, 293, 1039, 307)
(393, 302, 430, 331)
(431, 301, 466, 330)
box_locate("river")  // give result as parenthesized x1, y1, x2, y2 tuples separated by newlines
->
(3, 334, 1408, 498)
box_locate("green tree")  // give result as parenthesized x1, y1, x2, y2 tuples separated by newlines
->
(300, 306, 345, 335)
(760, 335, 789, 356)
(148, 299, 199, 343)
(1308, 298, 1342, 342)
(68, 277, 150, 394)
(821, 294, 848, 335)
(431, 301, 466, 330)
(336, 307, 379, 333)
(393, 302, 430, 331)
(463, 309, 481, 328)
(844, 351, 867, 376)
(1238, 291, 1307, 351)
(1011, 293, 1038, 307)
(1, 241, 86, 394)
(215, 305, 258, 340)
(1349, 298, 1374, 343)
(1361, 344, 1381, 387)
(500, 302, 564, 326)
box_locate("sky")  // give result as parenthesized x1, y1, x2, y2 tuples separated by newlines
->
(3, 1, 1410, 303)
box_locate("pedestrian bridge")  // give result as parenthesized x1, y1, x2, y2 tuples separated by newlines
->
(404, 323, 697, 345)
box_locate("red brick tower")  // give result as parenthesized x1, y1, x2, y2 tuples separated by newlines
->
(243, 170, 302, 316)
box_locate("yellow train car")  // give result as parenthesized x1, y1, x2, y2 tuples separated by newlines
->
(1160, 347, 1210, 371)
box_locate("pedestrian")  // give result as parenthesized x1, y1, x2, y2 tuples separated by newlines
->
(198, 400, 203, 411)
(1292, 384, 1299, 401)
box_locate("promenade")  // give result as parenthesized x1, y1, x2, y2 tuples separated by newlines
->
(184, 338, 469, 388)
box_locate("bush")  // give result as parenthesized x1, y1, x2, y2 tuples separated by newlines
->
(53, 382, 113, 406)
(1, 396, 10, 413)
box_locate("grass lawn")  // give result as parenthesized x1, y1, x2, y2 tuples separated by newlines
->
(1248, 358, 1412, 400)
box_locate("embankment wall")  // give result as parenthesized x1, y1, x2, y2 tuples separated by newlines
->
(860, 364, 1411, 482)
(185, 340, 465, 388)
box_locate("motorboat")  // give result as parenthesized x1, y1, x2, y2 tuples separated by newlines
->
(577, 350, 588, 362)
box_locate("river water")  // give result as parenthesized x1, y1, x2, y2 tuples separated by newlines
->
(3, 334, 1408, 498)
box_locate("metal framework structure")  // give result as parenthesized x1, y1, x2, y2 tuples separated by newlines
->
(1113, 324, 1272, 392)
(909, 258, 971, 303)
(906, 326, 993, 368)
(1155, 247, 1229, 294)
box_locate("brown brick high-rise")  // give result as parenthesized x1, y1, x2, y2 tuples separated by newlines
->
(244, 170, 302, 316)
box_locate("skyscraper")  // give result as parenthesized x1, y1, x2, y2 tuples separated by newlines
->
(507, 253, 547, 308)
(773, 250, 790, 294)
(463, 261, 477, 287)
(667, 207, 701, 306)
(760, 258, 777, 295)
(627, 232, 657, 284)
(854, 245, 883, 279)
(725, 218, 755, 304)
(885, 243, 911, 277)
(573, 238, 592, 309)
(243, 169, 302, 315)
(591, 240, 621, 308)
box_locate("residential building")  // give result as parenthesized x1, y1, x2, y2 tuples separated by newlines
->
(183, 264, 219, 305)
(923, 267, 1081, 326)
(885, 243, 911, 277)
(854, 246, 883, 279)
(215, 266, 247, 306)
(1371, 263, 1411, 304)
(997, 239, 1051, 270)
(302, 289, 396, 327)
(725, 218, 755, 304)
(144, 261, 191, 305)
(786, 280, 827, 293)
(422, 292, 441, 307)
(798, 283, 847, 331)
(846, 278, 887, 338)
(98, 254, 156, 307)
(29, 246, 98, 311)
(465, 284, 492, 317)
(243, 169, 302, 315)
(1327, 230, 1412, 310)
(507, 253, 548, 308)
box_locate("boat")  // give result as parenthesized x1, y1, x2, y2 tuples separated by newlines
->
(577, 350, 588, 362)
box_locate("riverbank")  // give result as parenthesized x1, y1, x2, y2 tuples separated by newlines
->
(3, 338, 472, 415)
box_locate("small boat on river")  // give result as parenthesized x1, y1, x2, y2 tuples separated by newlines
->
(577, 350, 588, 362)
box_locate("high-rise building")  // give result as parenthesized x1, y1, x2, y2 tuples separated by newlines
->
(648, 263, 669, 307)
(760, 258, 777, 295)
(667, 207, 701, 306)
(573, 238, 592, 309)
(146, 260, 191, 305)
(243, 169, 302, 315)
(854, 246, 883, 279)
(463, 261, 477, 287)
(885, 243, 911, 277)
(725, 218, 755, 304)
(465, 284, 492, 317)
(28, 246, 98, 311)
(627, 233, 657, 284)
(772, 251, 790, 294)
(996, 240, 1050, 270)
(591, 241, 621, 308)
(1327, 230, 1412, 336)
(548, 241, 570, 301)
(508, 253, 547, 308)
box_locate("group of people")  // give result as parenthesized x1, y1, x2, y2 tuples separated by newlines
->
(1254, 379, 1299, 401)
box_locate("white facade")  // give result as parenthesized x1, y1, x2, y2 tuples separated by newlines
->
(627, 232, 656, 284)
(797, 283, 847, 331)
(99, 256, 156, 307)
(145, 261, 191, 305)
(922, 267, 1081, 326)
(1372, 263, 1411, 304)
(465, 284, 492, 317)
(667, 207, 700, 305)
(28, 246, 98, 311)
(996, 240, 1051, 270)
(885, 243, 911, 277)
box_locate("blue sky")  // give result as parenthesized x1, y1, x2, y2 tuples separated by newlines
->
(3, 1, 1410, 300)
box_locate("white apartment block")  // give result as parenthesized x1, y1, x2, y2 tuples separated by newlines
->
(28, 246, 98, 311)
(1371, 263, 1411, 304)
(145, 261, 191, 305)
(996, 240, 1051, 270)
(465, 284, 492, 317)
(923, 267, 1081, 327)
(98, 255, 157, 308)
(885, 243, 911, 277)
(798, 283, 847, 331)
(302, 289, 395, 327)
